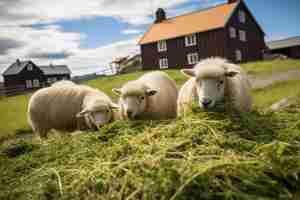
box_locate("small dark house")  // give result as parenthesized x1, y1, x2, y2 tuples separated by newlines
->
(267, 36, 300, 59)
(139, 0, 266, 70)
(2, 59, 71, 95)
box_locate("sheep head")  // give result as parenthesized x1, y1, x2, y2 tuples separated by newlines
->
(77, 98, 119, 127)
(181, 58, 239, 109)
(113, 81, 157, 119)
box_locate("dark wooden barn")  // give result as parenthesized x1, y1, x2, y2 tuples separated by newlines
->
(2, 59, 71, 95)
(267, 36, 300, 59)
(138, 0, 266, 70)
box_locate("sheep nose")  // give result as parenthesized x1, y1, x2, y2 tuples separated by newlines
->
(127, 110, 133, 118)
(202, 98, 212, 107)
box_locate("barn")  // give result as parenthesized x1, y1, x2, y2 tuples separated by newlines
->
(139, 0, 266, 70)
(2, 59, 71, 95)
(267, 36, 300, 59)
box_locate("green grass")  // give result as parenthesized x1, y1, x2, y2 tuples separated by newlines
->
(242, 59, 300, 75)
(1, 100, 300, 200)
(253, 79, 300, 108)
(1, 60, 300, 199)
(0, 65, 300, 141)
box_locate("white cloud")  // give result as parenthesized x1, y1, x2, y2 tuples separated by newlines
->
(0, 0, 225, 81)
(121, 29, 143, 35)
(0, 0, 197, 26)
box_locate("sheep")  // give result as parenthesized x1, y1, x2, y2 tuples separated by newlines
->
(177, 58, 252, 116)
(28, 83, 119, 139)
(112, 71, 178, 120)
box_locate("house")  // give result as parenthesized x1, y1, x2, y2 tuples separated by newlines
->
(138, 0, 266, 70)
(2, 59, 71, 95)
(110, 54, 142, 74)
(266, 36, 300, 59)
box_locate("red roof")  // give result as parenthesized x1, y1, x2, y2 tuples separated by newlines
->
(139, 2, 239, 45)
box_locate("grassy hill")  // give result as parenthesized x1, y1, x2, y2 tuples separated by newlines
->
(0, 59, 300, 199)
(1, 60, 300, 141)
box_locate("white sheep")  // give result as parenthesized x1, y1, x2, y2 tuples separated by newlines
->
(112, 71, 178, 120)
(28, 83, 119, 138)
(177, 58, 252, 116)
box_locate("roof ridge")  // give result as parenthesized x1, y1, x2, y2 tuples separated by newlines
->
(165, 1, 237, 22)
(267, 36, 300, 43)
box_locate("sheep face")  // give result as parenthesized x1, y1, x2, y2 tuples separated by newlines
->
(113, 86, 157, 119)
(181, 67, 237, 109)
(195, 78, 227, 108)
(77, 99, 118, 127)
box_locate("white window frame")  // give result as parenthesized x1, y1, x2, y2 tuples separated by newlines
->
(26, 80, 32, 88)
(157, 40, 167, 52)
(185, 34, 197, 47)
(239, 10, 246, 23)
(235, 49, 242, 62)
(159, 58, 168, 69)
(33, 79, 40, 88)
(229, 27, 236, 38)
(239, 30, 246, 42)
(27, 64, 33, 71)
(187, 53, 199, 65)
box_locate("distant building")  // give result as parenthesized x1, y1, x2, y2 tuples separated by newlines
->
(2, 59, 71, 95)
(110, 54, 142, 74)
(267, 36, 300, 59)
(139, 0, 266, 70)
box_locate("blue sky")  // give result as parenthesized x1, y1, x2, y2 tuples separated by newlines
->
(0, 0, 299, 79)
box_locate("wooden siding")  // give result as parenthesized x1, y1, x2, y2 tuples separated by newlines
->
(270, 46, 300, 59)
(141, 29, 226, 70)
(225, 2, 266, 63)
(3, 62, 70, 96)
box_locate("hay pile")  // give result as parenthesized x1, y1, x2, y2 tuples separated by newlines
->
(1, 98, 300, 200)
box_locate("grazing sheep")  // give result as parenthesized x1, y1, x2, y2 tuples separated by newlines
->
(112, 71, 178, 120)
(28, 83, 119, 138)
(177, 58, 252, 116)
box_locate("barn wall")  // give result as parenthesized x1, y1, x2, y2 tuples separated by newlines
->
(141, 28, 226, 70)
(225, 2, 266, 63)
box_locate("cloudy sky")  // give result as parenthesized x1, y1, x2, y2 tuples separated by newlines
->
(0, 0, 299, 79)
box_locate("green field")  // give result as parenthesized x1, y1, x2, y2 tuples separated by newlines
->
(1, 60, 300, 199)
(242, 59, 300, 75)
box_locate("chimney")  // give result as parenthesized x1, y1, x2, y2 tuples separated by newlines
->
(228, 0, 239, 3)
(155, 8, 166, 23)
(16, 59, 21, 65)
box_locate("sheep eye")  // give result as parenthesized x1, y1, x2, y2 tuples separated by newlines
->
(140, 96, 145, 100)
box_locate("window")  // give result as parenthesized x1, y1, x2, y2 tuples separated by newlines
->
(33, 79, 40, 88)
(159, 58, 168, 69)
(185, 34, 197, 47)
(26, 80, 32, 88)
(158, 40, 167, 52)
(239, 30, 246, 41)
(239, 10, 246, 23)
(187, 53, 199, 65)
(235, 50, 242, 61)
(27, 64, 33, 71)
(47, 77, 57, 84)
(229, 27, 236, 38)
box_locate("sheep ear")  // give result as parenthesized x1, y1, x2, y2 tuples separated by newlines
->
(225, 71, 238, 77)
(76, 109, 90, 118)
(112, 88, 122, 96)
(110, 103, 119, 110)
(181, 69, 195, 77)
(146, 89, 157, 96)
